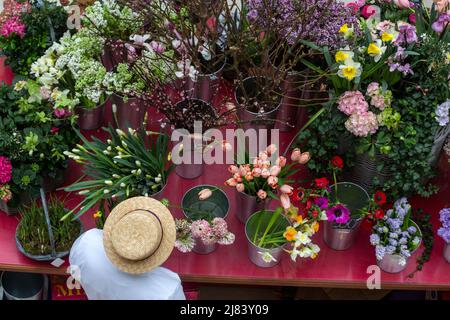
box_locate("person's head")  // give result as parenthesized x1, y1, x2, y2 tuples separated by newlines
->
(103, 197, 176, 274)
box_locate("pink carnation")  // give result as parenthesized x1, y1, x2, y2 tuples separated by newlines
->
(345, 111, 379, 137)
(0, 156, 12, 184)
(337, 91, 369, 116)
(190, 219, 211, 238)
(1, 16, 25, 38)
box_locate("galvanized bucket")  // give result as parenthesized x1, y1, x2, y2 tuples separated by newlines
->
(1, 272, 46, 300)
(0, 192, 34, 216)
(323, 182, 369, 251)
(443, 243, 450, 264)
(377, 221, 422, 273)
(76, 100, 107, 131)
(181, 58, 226, 104)
(235, 76, 281, 134)
(428, 123, 450, 167)
(112, 93, 148, 131)
(245, 210, 290, 268)
(182, 185, 230, 254)
(236, 191, 269, 224)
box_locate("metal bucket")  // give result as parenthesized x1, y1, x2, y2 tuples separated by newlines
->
(245, 210, 290, 268)
(0, 192, 35, 216)
(429, 123, 450, 167)
(1, 272, 46, 300)
(182, 58, 226, 103)
(182, 185, 230, 254)
(377, 221, 422, 273)
(323, 182, 370, 250)
(236, 191, 269, 224)
(149, 182, 167, 201)
(112, 94, 147, 131)
(76, 100, 106, 131)
(235, 76, 281, 135)
(443, 243, 450, 264)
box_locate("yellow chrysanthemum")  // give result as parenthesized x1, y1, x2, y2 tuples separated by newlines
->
(284, 227, 298, 242)
(339, 24, 348, 34)
(335, 51, 348, 62)
(381, 32, 394, 42)
(367, 43, 382, 55)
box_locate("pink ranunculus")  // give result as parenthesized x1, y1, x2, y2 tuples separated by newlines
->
(280, 184, 293, 196)
(280, 193, 291, 209)
(191, 220, 211, 238)
(269, 165, 281, 177)
(236, 183, 245, 193)
(409, 13, 416, 24)
(276, 156, 287, 167)
(0, 156, 13, 184)
(361, 5, 377, 19)
(257, 189, 267, 200)
(267, 176, 278, 189)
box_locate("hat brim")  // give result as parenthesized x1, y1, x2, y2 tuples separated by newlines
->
(103, 197, 176, 274)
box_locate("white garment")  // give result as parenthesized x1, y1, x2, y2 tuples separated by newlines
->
(69, 229, 185, 300)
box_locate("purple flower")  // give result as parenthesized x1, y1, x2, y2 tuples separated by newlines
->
(375, 245, 386, 260)
(370, 234, 380, 245)
(435, 101, 450, 127)
(438, 208, 450, 243)
(326, 204, 350, 224)
(387, 218, 402, 230)
(395, 23, 417, 45)
(385, 245, 396, 255)
(407, 226, 417, 235)
(314, 197, 329, 210)
(432, 13, 450, 33)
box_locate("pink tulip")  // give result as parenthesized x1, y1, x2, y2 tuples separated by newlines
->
(259, 151, 268, 161)
(228, 165, 239, 174)
(236, 183, 245, 193)
(268, 176, 278, 189)
(252, 168, 262, 177)
(245, 173, 254, 181)
(198, 188, 212, 200)
(260, 160, 271, 169)
(276, 156, 287, 167)
(233, 173, 243, 183)
(291, 148, 302, 162)
(298, 152, 311, 165)
(269, 165, 281, 177)
(225, 178, 238, 187)
(261, 168, 270, 178)
(394, 0, 410, 8)
(280, 193, 291, 209)
(253, 157, 260, 168)
(257, 189, 267, 200)
(239, 165, 250, 176)
(280, 184, 293, 196)
(266, 144, 278, 156)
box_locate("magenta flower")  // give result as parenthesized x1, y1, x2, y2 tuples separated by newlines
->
(314, 197, 329, 210)
(394, 23, 417, 45)
(432, 13, 450, 33)
(326, 204, 351, 224)
(0, 16, 25, 38)
(0, 156, 12, 184)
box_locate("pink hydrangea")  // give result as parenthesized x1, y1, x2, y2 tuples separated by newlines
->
(0, 156, 12, 184)
(0, 16, 25, 38)
(337, 91, 369, 116)
(190, 219, 211, 238)
(366, 82, 380, 97)
(345, 111, 379, 137)
(370, 95, 387, 110)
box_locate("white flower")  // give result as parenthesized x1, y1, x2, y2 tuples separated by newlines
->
(258, 251, 277, 263)
(294, 232, 311, 246)
(338, 58, 362, 81)
(104, 180, 113, 186)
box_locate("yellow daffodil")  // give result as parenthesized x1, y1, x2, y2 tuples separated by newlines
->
(284, 227, 298, 242)
(294, 232, 311, 246)
(338, 58, 362, 81)
(339, 23, 353, 39)
(367, 40, 386, 62)
(339, 23, 349, 34)
(312, 221, 320, 233)
(381, 32, 394, 42)
(335, 51, 349, 62)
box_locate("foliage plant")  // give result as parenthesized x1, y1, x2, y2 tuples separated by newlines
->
(17, 196, 81, 255)
(0, 0, 69, 76)
(63, 126, 174, 220)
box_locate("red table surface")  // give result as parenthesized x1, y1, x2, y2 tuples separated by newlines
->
(0, 123, 449, 290)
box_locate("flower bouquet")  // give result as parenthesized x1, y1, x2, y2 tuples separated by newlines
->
(438, 207, 450, 263)
(63, 126, 174, 223)
(370, 197, 422, 273)
(225, 144, 310, 223)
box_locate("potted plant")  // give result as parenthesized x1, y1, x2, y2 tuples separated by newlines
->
(0, 82, 77, 215)
(16, 196, 82, 261)
(174, 185, 233, 254)
(0, 0, 69, 76)
(225, 144, 310, 223)
(438, 207, 450, 263)
(370, 197, 422, 273)
(63, 126, 174, 221)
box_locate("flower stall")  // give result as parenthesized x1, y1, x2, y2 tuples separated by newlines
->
(0, 0, 449, 301)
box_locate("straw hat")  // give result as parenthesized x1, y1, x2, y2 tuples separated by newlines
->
(103, 197, 176, 274)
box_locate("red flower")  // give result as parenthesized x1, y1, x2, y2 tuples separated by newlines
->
(315, 177, 329, 189)
(311, 210, 319, 218)
(375, 209, 385, 220)
(374, 191, 387, 205)
(331, 156, 344, 169)
(50, 127, 59, 134)
(291, 188, 305, 202)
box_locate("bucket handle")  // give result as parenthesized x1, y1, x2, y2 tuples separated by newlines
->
(40, 188, 57, 258)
